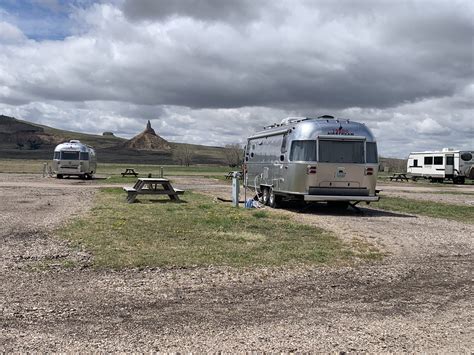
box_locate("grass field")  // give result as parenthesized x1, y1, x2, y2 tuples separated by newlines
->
(374, 196, 474, 223)
(0, 159, 231, 176)
(58, 189, 380, 269)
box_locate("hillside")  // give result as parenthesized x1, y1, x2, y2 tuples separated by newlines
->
(0, 115, 227, 164)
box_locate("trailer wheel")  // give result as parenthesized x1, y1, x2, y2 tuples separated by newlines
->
(56, 174, 63, 179)
(262, 187, 270, 205)
(453, 177, 465, 185)
(268, 189, 281, 208)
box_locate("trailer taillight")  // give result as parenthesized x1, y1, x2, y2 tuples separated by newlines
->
(365, 167, 374, 176)
(307, 166, 317, 174)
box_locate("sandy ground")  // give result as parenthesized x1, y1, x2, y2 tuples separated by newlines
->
(1, 173, 473, 352)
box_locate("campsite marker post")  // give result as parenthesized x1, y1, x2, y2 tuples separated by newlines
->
(232, 172, 240, 207)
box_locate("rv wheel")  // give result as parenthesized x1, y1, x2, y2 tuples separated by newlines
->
(56, 174, 63, 179)
(268, 189, 281, 208)
(262, 187, 270, 205)
(453, 177, 465, 185)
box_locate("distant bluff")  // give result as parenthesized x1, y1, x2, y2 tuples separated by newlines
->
(124, 120, 171, 151)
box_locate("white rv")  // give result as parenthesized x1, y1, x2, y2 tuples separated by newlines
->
(244, 116, 379, 209)
(407, 148, 474, 184)
(52, 140, 97, 179)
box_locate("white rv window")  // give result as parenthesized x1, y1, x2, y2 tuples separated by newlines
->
(366, 142, 378, 163)
(434, 156, 443, 165)
(290, 140, 317, 161)
(61, 151, 79, 160)
(80, 152, 89, 160)
(53, 152, 60, 159)
(319, 140, 364, 164)
(424, 156, 433, 165)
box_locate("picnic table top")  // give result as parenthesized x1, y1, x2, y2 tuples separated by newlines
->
(137, 178, 169, 182)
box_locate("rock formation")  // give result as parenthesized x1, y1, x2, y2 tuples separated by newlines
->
(124, 120, 171, 151)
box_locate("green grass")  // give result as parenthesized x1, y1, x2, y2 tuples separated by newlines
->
(374, 196, 474, 223)
(0, 159, 231, 176)
(0, 159, 48, 174)
(57, 189, 379, 269)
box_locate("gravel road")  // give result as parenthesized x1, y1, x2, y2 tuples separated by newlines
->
(1, 174, 473, 352)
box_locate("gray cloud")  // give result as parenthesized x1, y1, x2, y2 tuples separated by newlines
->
(121, 0, 271, 23)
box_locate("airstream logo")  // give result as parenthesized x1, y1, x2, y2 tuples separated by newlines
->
(328, 126, 354, 135)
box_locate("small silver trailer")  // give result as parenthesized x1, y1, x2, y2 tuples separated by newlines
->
(407, 148, 474, 184)
(243, 116, 379, 209)
(52, 140, 97, 179)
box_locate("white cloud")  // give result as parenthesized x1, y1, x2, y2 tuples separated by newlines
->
(0, 21, 27, 43)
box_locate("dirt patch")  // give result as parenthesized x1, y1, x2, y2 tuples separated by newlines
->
(378, 182, 474, 205)
(1, 174, 473, 352)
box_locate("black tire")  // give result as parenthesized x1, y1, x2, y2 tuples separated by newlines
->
(327, 201, 349, 210)
(262, 187, 270, 205)
(453, 177, 465, 185)
(57, 174, 63, 179)
(268, 189, 281, 208)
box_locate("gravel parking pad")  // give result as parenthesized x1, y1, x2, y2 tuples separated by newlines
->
(1, 174, 473, 352)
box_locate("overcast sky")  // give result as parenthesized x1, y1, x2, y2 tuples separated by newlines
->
(0, 0, 472, 157)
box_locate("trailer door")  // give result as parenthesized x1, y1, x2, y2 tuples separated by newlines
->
(445, 155, 454, 176)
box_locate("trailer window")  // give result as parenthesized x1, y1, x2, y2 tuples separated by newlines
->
(461, 152, 473, 161)
(53, 152, 60, 159)
(424, 156, 433, 165)
(319, 140, 364, 164)
(281, 133, 288, 153)
(413, 159, 418, 167)
(290, 140, 317, 161)
(446, 156, 454, 165)
(80, 152, 89, 160)
(61, 151, 79, 160)
(366, 142, 378, 163)
(434, 156, 443, 165)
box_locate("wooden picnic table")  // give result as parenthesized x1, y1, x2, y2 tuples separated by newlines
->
(123, 178, 184, 203)
(390, 173, 409, 182)
(121, 168, 139, 177)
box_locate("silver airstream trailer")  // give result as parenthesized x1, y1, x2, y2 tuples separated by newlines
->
(52, 140, 97, 179)
(243, 116, 379, 208)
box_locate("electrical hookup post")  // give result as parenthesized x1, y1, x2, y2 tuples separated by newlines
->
(232, 172, 240, 207)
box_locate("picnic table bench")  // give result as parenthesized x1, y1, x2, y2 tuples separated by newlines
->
(390, 173, 409, 182)
(123, 178, 184, 203)
(121, 168, 139, 177)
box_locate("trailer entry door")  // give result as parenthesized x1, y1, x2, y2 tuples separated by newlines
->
(445, 155, 454, 175)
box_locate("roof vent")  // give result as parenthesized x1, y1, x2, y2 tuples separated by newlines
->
(318, 115, 334, 119)
(281, 117, 305, 125)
